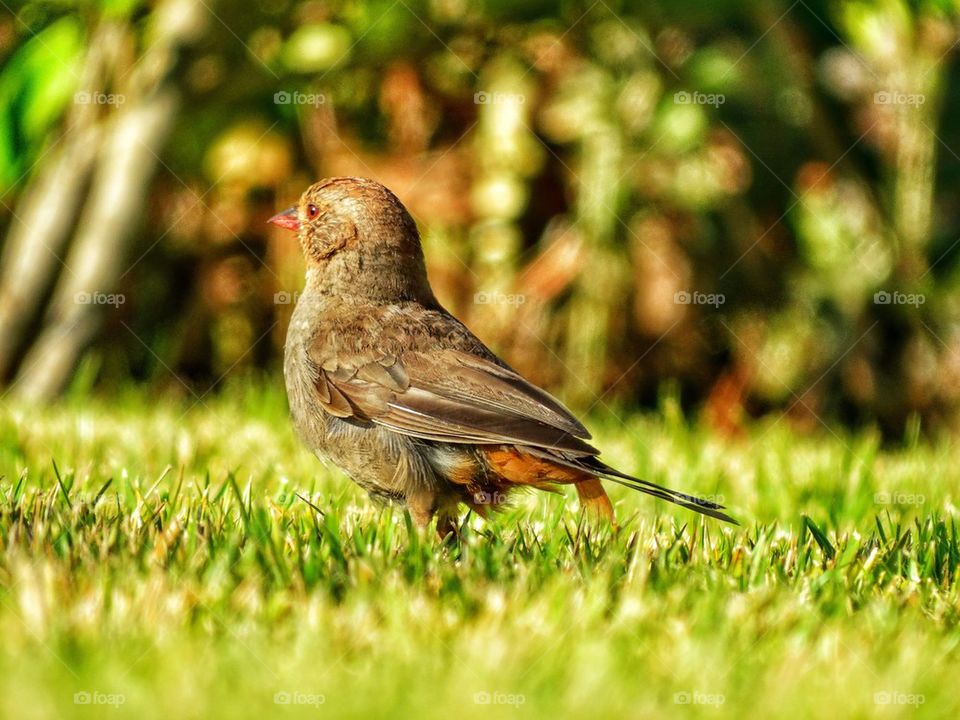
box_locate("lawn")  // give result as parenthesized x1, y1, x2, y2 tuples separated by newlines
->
(0, 380, 957, 719)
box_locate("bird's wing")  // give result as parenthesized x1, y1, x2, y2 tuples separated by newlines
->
(304, 316, 736, 523)
(307, 344, 597, 455)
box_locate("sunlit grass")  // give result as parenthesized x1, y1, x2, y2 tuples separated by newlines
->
(0, 380, 958, 719)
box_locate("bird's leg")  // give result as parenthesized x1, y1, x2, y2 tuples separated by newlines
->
(407, 489, 463, 541)
(435, 499, 462, 541)
(406, 489, 437, 530)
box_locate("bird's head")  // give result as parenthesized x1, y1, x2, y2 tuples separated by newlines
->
(269, 177, 434, 302)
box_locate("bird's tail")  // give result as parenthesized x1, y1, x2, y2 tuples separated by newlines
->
(529, 449, 739, 525)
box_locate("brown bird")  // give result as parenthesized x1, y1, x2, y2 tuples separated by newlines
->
(270, 177, 734, 536)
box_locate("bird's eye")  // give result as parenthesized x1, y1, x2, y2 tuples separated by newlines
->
(307, 204, 320, 219)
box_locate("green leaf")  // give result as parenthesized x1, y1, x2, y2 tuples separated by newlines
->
(803, 515, 836, 560)
(0, 16, 84, 191)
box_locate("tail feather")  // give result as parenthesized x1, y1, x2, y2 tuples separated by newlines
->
(529, 449, 739, 525)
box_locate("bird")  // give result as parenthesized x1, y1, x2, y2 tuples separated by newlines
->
(269, 177, 735, 536)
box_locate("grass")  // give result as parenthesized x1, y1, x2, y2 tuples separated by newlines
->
(0, 378, 958, 719)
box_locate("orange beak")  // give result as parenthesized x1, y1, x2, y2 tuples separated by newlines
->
(268, 206, 299, 232)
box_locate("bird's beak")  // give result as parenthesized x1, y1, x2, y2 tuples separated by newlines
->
(268, 206, 299, 232)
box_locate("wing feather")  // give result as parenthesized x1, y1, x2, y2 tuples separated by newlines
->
(307, 346, 596, 454)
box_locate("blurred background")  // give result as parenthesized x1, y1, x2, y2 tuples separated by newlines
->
(1, 0, 960, 436)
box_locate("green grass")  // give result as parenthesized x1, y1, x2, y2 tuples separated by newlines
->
(1, 380, 958, 719)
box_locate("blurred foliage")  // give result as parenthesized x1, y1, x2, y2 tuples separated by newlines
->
(3, 0, 960, 434)
(0, 15, 81, 189)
